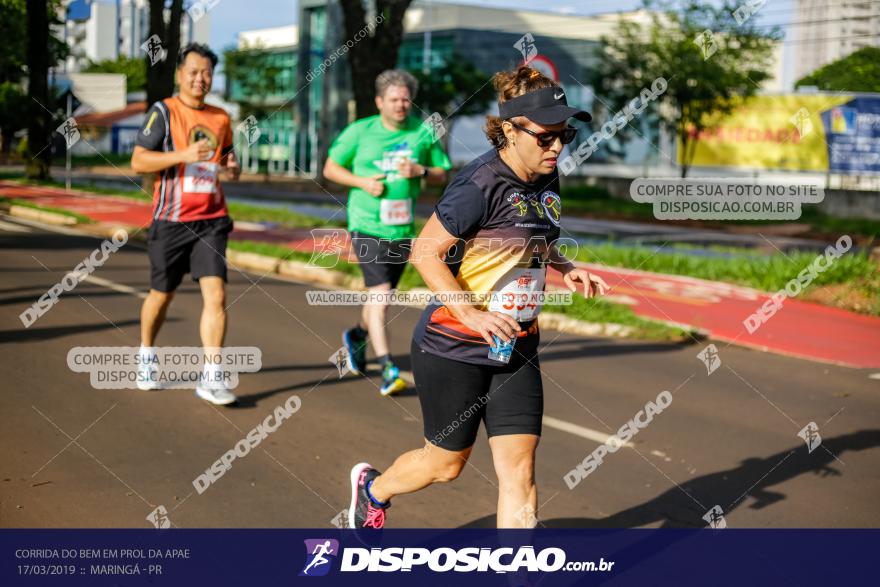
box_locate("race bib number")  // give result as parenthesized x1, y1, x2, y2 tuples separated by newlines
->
(488, 267, 546, 322)
(380, 198, 413, 225)
(183, 162, 218, 194)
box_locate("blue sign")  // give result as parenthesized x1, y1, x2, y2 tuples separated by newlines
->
(823, 96, 880, 174)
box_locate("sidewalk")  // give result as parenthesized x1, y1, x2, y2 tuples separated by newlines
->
(4, 180, 879, 368)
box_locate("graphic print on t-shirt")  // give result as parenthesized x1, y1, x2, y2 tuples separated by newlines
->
(372, 142, 413, 182)
(413, 149, 563, 366)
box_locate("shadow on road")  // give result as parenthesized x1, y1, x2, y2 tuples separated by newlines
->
(0, 318, 147, 344)
(537, 337, 699, 363)
(459, 429, 880, 528)
(0, 288, 136, 307)
(232, 371, 353, 408)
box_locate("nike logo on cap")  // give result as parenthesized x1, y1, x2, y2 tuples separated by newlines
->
(554, 91, 564, 100)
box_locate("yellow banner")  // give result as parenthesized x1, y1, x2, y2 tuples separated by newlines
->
(680, 95, 853, 171)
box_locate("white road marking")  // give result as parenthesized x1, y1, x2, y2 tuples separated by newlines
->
(82, 274, 147, 299)
(869, 373, 880, 380)
(542, 415, 635, 448)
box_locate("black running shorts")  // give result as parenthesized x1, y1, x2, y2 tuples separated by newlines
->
(350, 231, 411, 288)
(147, 216, 233, 292)
(411, 339, 543, 451)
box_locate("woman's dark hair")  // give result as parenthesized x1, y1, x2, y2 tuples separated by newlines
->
(177, 43, 218, 70)
(484, 66, 557, 149)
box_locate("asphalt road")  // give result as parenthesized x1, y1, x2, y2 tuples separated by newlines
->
(1, 217, 878, 529)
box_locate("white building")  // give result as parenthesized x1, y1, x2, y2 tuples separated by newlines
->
(237, 25, 299, 49)
(794, 0, 880, 81)
(60, 0, 211, 72)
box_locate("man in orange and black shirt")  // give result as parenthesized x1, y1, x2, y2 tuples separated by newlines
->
(131, 43, 240, 406)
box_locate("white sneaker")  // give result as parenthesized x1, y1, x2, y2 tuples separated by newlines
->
(195, 383, 237, 406)
(136, 350, 161, 391)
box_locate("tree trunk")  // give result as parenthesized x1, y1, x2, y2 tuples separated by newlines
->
(0, 132, 11, 164)
(340, 0, 413, 119)
(145, 0, 183, 107)
(25, 0, 51, 180)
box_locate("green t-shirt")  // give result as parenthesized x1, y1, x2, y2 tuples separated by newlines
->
(327, 115, 452, 239)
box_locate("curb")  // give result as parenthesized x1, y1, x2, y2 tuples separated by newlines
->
(8, 204, 78, 226)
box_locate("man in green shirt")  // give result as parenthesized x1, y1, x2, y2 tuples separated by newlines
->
(324, 69, 451, 396)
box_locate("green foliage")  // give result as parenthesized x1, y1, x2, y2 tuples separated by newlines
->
(222, 44, 284, 119)
(83, 56, 147, 92)
(795, 47, 880, 93)
(0, 0, 68, 85)
(226, 201, 346, 228)
(409, 54, 495, 121)
(0, 81, 27, 143)
(0, 0, 27, 83)
(589, 0, 781, 176)
(576, 242, 877, 293)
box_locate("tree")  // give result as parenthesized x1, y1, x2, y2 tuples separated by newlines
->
(84, 56, 147, 93)
(589, 0, 781, 177)
(26, 0, 52, 179)
(409, 55, 495, 151)
(145, 0, 183, 107)
(0, 82, 27, 161)
(796, 47, 880, 93)
(2, 0, 66, 167)
(223, 43, 283, 178)
(223, 44, 283, 120)
(0, 0, 66, 82)
(0, 0, 28, 84)
(339, 0, 414, 119)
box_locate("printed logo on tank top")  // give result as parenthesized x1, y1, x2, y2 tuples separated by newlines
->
(189, 125, 219, 150)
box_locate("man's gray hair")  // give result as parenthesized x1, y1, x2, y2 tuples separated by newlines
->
(375, 69, 418, 99)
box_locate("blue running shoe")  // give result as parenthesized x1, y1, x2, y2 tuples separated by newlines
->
(342, 327, 368, 375)
(380, 362, 406, 396)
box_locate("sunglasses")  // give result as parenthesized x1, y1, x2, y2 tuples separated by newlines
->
(508, 120, 578, 148)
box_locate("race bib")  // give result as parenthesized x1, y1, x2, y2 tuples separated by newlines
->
(183, 162, 218, 194)
(380, 198, 413, 225)
(488, 267, 546, 322)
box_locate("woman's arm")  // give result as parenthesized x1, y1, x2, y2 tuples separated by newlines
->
(411, 213, 521, 345)
(547, 243, 608, 299)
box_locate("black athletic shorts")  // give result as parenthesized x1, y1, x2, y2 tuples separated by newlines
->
(350, 231, 411, 288)
(147, 216, 234, 292)
(411, 339, 543, 451)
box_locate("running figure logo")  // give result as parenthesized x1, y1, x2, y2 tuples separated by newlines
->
(308, 228, 348, 268)
(697, 344, 721, 375)
(798, 422, 822, 453)
(56, 118, 80, 149)
(299, 539, 339, 577)
(140, 34, 167, 66)
(702, 505, 727, 529)
(514, 33, 538, 63)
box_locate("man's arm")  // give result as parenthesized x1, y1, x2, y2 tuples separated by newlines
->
(131, 140, 212, 174)
(323, 157, 384, 196)
(396, 160, 447, 185)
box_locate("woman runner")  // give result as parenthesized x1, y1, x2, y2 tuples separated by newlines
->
(348, 66, 608, 529)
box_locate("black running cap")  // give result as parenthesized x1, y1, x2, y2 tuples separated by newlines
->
(498, 87, 592, 125)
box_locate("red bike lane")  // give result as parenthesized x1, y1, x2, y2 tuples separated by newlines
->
(4, 181, 878, 368)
